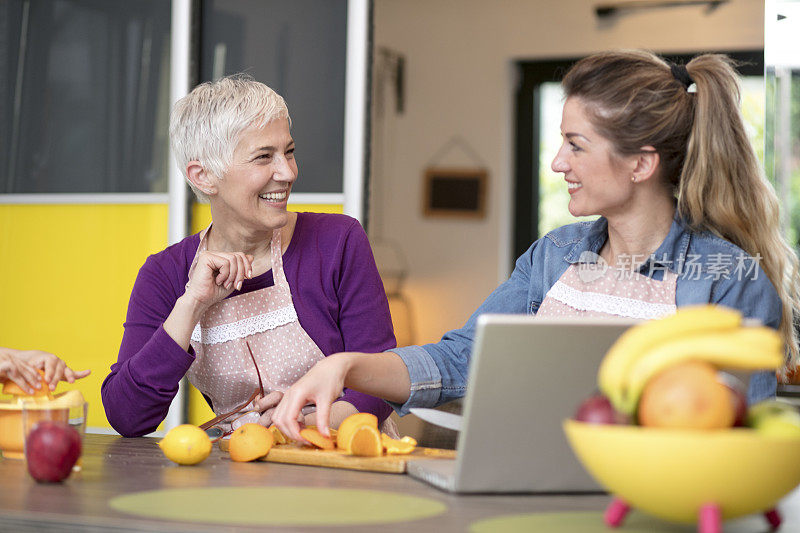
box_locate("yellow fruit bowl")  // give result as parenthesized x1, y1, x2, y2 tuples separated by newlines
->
(563, 420, 800, 527)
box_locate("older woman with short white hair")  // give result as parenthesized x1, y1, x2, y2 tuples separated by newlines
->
(102, 75, 395, 437)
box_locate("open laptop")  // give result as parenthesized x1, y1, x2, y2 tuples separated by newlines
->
(406, 314, 637, 494)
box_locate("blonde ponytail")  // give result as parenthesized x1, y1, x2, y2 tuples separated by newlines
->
(563, 50, 800, 378)
(680, 55, 800, 378)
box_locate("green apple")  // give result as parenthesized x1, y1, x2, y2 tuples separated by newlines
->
(753, 411, 800, 438)
(748, 400, 800, 437)
(746, 400, 798, 428)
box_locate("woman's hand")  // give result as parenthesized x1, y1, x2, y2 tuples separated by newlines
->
(0, 347, 91, 391)
(302, 401, 358, 430)
(272, 353, 352, 441)
(164, 251, 254, 350)
(19, 349, 92, 389)
(254, 390, 286, 427)
(253, 390, 312, 429)
(0, 350, 41, 394)
(184, 251, 254, 309)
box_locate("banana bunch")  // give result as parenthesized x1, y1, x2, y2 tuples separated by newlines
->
(598, 305, 784, 415)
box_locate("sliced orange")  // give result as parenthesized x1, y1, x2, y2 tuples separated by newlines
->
(268, 425, 289, 445)
(349, 425, 382, 457)
(381, 434, 417, 455)
(336, 413, 377, 453)
(229, 423, 274, 462)
(299, 428, 335, 450)
(2, 369, 52, 399)
(304, 425, 337, 441)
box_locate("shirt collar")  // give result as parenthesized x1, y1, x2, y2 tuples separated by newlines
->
(643, 213, 692, 272)
(563, 217, 609, 264)
(563, 212, 691, 274)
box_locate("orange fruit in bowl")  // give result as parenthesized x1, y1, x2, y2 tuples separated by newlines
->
(638, 360, 735, 429)
(229, 423, 274, 462)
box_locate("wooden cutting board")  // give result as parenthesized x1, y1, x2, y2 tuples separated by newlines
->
(218, 440, 456, 474)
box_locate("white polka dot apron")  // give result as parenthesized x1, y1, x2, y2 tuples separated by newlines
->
(185, 226, 325, 430)
(536, 262, 678, 320)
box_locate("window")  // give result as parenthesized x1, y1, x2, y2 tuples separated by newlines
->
(2, 0, 171, 194)
(765, 1, 800, 245)
(200, 0, 349, 194)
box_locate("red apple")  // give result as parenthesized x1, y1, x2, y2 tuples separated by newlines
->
(574, 394, 630, 425)
(717, 371, 748, 427)
(25, 421, 81, 483)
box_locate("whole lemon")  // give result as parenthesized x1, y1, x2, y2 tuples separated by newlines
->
(158, 424, 212, 465)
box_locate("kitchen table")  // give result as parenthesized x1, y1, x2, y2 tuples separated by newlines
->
(0, 434, 799, 532)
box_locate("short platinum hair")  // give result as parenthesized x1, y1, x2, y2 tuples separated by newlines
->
(169, 74, 291, 203)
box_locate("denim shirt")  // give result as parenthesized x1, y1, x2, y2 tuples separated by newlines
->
(390, 215, 782, 415)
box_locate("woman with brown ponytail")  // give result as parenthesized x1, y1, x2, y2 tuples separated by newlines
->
(271, 50, 800, 442)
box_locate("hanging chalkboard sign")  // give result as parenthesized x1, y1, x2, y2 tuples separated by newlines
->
(423, 168, 487, 219)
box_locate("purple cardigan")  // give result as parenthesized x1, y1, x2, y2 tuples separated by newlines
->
(102, 212, 396, 436)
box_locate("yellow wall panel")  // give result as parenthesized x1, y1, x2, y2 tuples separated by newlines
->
(186, 201, 344, 425)
(0, 204, 168, 430)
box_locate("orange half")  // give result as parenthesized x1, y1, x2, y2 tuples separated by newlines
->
(229, 423, 274, 462)
(2, 369, 52, 399)
(336, 413, 377, 453)
(349, 425, 382, 457)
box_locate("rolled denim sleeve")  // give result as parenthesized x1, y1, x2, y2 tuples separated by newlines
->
(387, 240, 541, 415)
(387, 345, 443, 414)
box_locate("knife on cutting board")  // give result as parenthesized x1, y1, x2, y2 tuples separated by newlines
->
(409, 408, 463, 431)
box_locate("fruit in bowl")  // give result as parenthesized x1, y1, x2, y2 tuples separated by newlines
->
(747, 400, 800, 438)
(574, 394, 630, 425)
(637, 360, 737, 429)
(566, 305, 798, 532)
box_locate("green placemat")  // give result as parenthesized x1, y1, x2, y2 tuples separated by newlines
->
(109, 487, 446, 526)
(470, 511, 800, 533)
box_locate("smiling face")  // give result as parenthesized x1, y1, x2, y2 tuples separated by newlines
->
(210, 118, 297, 232)
(551, 97, 637, 219)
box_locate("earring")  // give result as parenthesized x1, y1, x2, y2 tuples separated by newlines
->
(631, 175, 637, 183)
